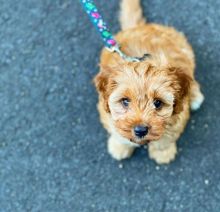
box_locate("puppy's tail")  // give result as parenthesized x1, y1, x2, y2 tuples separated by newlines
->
(120, 0, 145, 30)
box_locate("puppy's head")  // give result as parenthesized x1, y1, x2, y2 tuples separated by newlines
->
(94, 62, 191, 144)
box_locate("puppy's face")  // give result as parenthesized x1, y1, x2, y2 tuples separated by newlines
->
(95, 63, 191, 144)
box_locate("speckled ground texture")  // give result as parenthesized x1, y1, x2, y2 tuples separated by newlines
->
(0, 0, 220, 211)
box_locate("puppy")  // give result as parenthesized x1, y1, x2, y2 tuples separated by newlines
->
(94, 0, 204, 164)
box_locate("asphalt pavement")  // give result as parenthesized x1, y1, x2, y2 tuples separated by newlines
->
(0, 0, 220, 211)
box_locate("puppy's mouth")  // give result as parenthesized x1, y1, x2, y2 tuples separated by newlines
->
(116, 126, 162, 145)
(129, 138, 151, 145)
(129, 133, 161, 145)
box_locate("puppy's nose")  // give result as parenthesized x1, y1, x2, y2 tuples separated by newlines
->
(134, 125, 148, 138)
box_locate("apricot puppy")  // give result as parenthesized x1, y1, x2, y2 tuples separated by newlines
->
(94, 0, 204, 164)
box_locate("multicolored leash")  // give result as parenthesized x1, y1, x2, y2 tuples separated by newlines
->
(80, 0, 150, 62)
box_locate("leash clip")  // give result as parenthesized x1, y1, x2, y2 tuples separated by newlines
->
(106, 45, 141, 62)
(106, 45, 150, 62)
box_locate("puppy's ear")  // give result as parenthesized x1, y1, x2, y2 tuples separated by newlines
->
(94, 66, 117, 113)
(170, 68, 192, 114)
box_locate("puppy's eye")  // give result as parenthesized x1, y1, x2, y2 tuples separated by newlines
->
(121, 98, 130, 108)
(153, 99, 163, 109)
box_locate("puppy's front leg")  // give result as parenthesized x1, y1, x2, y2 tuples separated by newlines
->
(108, 135, 136, 160)
(148, 136, 177, 164)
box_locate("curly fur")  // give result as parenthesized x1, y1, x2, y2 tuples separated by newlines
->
(94, 0, 204, 164)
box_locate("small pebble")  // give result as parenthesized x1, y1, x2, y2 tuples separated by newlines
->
(123, 178, 127, 183)
(204, 179, 209, 185)
(72, 61, 78, 67)
(137, 180, 141, 184)
(118, 163, 123, 169)
(155, 166, 160, 170)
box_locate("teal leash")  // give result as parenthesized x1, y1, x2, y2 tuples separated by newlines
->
(80, 0, 150, 62)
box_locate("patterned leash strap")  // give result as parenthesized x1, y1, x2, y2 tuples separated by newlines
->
(80, 0, 150, 62)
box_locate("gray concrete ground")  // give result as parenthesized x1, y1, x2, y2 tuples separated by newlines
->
(0, 0, 220, 211)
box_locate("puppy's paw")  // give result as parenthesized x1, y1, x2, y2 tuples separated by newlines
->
(148, 143, 177, 164)
(191, 92, 204, 111)
(108, 136, 135, 160)
(190, 82, 204, 111)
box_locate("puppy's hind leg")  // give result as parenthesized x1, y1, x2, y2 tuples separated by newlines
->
(190, 80, 204, 111)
